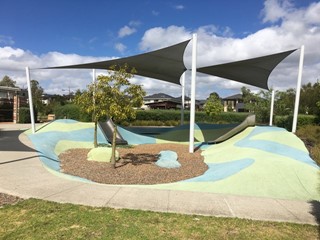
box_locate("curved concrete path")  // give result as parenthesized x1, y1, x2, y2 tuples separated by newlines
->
(0, 124, 319, 225)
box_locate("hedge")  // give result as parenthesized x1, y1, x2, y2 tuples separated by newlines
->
(274, 114, 317, 130)
(133, 110, 249, 125)
(18, 107, 37, 123)
(54, 104, 91, 122)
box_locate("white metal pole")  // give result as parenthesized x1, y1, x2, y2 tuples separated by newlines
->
(269, 90, 275, 126)
(92, 69, 96, 83)
(189, 33, 197, 153)
(292, 45, 304, 133)
(180, 72, 185, 125)
(26, 67, 35, 134)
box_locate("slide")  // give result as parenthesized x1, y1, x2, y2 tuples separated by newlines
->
(98, 119, 128, 145)
(209, 114, 255, 143)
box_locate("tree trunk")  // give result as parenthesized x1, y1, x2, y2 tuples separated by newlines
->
(94, 120, 98, 148)
(111, 124, 117, 168)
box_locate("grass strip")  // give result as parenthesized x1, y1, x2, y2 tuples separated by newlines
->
(0, 198, 318, 240)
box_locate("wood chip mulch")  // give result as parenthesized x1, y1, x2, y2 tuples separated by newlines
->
(59, 143, 208, 185)
(0, 193, 23, 207)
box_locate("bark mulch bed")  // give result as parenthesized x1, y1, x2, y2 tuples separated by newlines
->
(0, 193, 23, 207)
(59, 143, 207, 185)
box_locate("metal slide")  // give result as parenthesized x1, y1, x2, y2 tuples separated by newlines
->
(98, 119, 128, 145)
(210, 114, 255, 143)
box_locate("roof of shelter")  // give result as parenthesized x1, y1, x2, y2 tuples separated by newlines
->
(43, 39, 297, 91)
(44, 39, 191, 85)
(197, 49, 297, 90)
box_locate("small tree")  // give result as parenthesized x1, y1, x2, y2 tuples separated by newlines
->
(75, 64, 146, 167)
(204, 92, 223, 117)
(0, 75, 16, 87)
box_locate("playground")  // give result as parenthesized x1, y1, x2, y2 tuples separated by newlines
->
(26, 118, 320, 202)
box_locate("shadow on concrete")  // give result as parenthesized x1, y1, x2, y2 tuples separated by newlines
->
(0, 130, 35, 152)
(309, 200, 320, 235)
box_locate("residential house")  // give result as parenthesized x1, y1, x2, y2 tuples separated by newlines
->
(222, 93, 245, 112)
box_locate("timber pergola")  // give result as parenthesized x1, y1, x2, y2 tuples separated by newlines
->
(26, 34, 303, 153)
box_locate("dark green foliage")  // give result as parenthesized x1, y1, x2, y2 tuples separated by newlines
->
(18, 107, 31, 123)
(0, 75, 16, 87)
(54, 104, 91, 122)
(274, 115, 317, 130)
(130, 110, 249, 125)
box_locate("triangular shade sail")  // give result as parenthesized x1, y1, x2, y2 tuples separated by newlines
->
(197, 49, 297, 90)
(44, 39, 191, 85)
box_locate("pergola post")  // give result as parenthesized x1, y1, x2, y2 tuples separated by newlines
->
(292, 45, 305, 133)
(26, 67, 35, 134)
(189, 33, 197, 153)
(180, 72, 185, 125)
(269, 90, 275, 126)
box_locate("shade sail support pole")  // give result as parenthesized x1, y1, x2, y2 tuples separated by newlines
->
(189, 33, 197, 153)
(269, 90, 275, 126)
(92, 69, 96, 83)
(180, 72, 185, 125)
(292, 45, 304, 133)
(26, 67, 35, 134)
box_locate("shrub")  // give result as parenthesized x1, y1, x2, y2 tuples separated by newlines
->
(133, 110, 249, 125)
(275, 115, 317, 130)
(54, 104, 91, 121)
(18, 107, 37, 123)
(18, 107, 31, 123)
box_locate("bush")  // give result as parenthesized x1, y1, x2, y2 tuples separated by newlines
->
(18, 107, 38, 123)
(133, 110, 249, 125)
(18, 107, 31, 123)
(54, 104, 91, 122)
(296, 125, 320, 165)
(274, 115, 317, 130)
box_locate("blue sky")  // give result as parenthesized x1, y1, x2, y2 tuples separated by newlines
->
(0, 0, 319, 98)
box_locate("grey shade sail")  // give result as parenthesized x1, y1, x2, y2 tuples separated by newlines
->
(44, 39, 191, 85)
(197, 49, 297, 90)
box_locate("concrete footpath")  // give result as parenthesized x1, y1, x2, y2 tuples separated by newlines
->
(0, 123, 319, 225)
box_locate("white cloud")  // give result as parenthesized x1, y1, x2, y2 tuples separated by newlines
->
(0, 35, 15, 45)
(118, 25, 137, 38)
(139, 26, 191, 51)
(1, 1, 319, 100)
(114, 43, 127, 53)
(152, 10, 159, 16)
(139, 1, 320, 97)
(175, 5, 184, 10)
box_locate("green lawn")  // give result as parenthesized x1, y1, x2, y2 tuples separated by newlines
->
(0, 199, 318, 240)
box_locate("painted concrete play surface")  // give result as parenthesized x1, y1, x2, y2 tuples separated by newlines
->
(27, 119, 320, 201)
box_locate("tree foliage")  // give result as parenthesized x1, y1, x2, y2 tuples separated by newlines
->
(241, 87, 272, 123)
(74, 64, 146, 167)
(31, 80, 44, 114)
(204, 92, 223, 117)
(0, 75, 16, 87)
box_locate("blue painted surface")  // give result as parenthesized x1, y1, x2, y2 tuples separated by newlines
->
(28, 125, 108, 171)
(156, 150, 180, 168)
(236, 126, 319, 168)
(182, 158, 255, 182)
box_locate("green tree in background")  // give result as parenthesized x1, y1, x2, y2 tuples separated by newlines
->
(30, 80, 44, 115)
(204, 92, 223, 117)
(242, 87, 272, 123)
(75, 64, 145, 168)
(0, 75, 16, 87)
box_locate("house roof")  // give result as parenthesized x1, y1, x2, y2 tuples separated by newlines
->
(144, 93, 173, 100)
(0, 86, 20, 92)
(223, 94, 243, 100)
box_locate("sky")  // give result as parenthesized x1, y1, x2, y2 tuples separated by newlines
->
(0, 0, 319, 99)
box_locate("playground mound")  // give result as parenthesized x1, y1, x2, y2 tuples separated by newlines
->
(59, 143, 207, 185)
